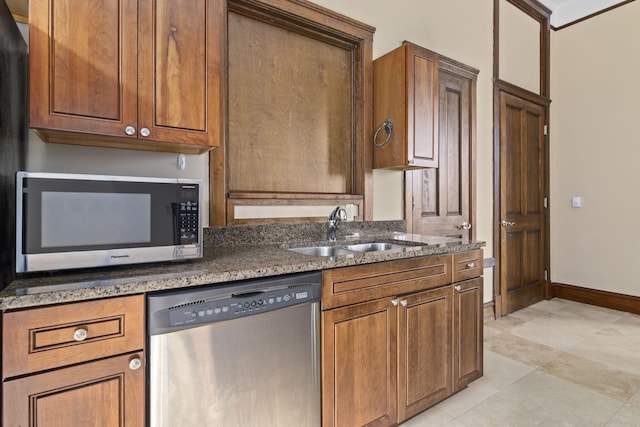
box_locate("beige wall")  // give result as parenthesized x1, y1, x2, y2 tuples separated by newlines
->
(499, 0, 540, 93)
(550, 2, 640, 297)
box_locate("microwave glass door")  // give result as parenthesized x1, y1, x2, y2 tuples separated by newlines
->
(21, 177, 193, 254)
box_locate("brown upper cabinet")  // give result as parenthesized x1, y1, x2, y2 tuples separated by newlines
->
(374, 41, 439, 169)
(29, 0, 224, 154)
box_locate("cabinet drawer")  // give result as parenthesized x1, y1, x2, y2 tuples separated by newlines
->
(322, 255, 451, 309)
(2, 295, 144, 379)
(453, 250, 483, 282)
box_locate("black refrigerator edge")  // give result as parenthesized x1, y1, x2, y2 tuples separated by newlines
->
(0, 0, 27, 290)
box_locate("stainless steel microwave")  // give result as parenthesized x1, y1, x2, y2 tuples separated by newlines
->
(16, 172, 202, 273)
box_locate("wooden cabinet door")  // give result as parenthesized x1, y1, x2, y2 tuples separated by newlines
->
(406, 43, 439, 168)
(322, 298, 397, 427)
(453, 277, 483, 392)
(137, 0, 223, 148)
(407, 59, 478, 237)
(29, 0, 138, 138)
(3, 352, 145, 427)
(397, 285, 453, 422)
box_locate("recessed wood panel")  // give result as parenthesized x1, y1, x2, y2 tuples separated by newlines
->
(506, 231, 524, 293)
(228, 12, 353, 194)
(412, 55, 437, 162)
(153, 0, 207, 131)
(505, 104, 523, 215)
(51, 0, 121, 120)
(526, 111, 543, 215)
(444, 87, 462, 215)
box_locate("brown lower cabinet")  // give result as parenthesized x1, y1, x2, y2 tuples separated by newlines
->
(2, 294, 145, 427)
(322, 250, 483, 427)
(3, 352, 145, 427)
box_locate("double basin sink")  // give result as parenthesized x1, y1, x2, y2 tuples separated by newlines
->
(288, 241, 421, 257)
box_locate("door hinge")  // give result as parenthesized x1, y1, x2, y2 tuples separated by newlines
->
(544, 197, 548, 208)
(544, 124, 548, 136)
(544, 269, 548, 281)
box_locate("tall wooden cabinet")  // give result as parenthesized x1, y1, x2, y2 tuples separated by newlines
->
(2, 295, 145, 427)
(29, 0, 224, 154)
(374, 41, 439, 169)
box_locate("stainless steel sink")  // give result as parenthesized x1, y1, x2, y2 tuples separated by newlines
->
(287, 245, 354, 257)
(345, 242, 408, 252)
(287, 241, 420, 257)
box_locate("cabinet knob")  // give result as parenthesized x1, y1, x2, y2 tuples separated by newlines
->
(124, 125, 136, 136)
(391, 299, 399, 306)
(140, 127, 151, 137)
(400, 300, 407, 307)
(73, 328, 88, 342)
(467, 262, 476, 269)
(455, 285, 462, 292)
(129, 357, 142, 371)
(501, 220, 516, 227)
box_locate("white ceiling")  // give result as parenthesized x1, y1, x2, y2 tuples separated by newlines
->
(538, 0, 630, 27)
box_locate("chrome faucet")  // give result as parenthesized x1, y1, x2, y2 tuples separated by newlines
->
(327, 206, 347, 242)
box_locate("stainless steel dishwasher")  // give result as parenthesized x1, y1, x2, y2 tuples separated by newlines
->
(147, 271, 322, 427)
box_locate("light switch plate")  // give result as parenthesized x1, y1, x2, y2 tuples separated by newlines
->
(571, 196, 582, 208)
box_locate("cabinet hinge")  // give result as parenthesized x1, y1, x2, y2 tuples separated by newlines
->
(544, 197, 548, 208)
(544, 124, 548, 136)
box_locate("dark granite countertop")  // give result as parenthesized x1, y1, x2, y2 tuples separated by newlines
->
(0, 224, 485, 310)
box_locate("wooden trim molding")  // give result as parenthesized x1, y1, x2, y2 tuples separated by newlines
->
(550, 282, 640, 316)
(552, 0, 636, 31)
(483, 301, 495, 322)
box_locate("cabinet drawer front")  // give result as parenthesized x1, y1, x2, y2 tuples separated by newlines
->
(323, 255, 451, 309)
(453, 250, 483, 282)
(2, 295, 144, 379)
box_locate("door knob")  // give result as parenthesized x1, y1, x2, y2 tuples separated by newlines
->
(501, 220, 516, 227)
(457, 222, 472, 230)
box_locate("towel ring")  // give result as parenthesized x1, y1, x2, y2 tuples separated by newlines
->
(374, 118, 393, 147)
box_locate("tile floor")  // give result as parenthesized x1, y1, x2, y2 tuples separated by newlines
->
(402, 298, 640, 426)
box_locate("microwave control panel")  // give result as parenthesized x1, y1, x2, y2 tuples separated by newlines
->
(178, 184, 199, 244)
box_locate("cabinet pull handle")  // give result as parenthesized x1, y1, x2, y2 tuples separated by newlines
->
(140, 127, 151, 137)
(400, 300, 407, 307)
(373, 118, 393, 147)
(129, 357, 142, 371)
(391, 299, 399, 306)
(455, 285, 462, 292)
(467, 262, 476, 269)
(73, 328, 88, 342)
(124, 126, 136, 136)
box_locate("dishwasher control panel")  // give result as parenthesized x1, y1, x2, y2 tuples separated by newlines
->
(167, 283, 319, 327)
(147, 271, 322, 335)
